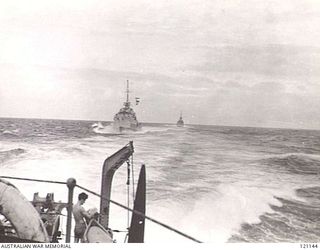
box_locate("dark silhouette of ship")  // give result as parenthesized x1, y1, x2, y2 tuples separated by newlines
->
(177, 112, 184, 127)
(113, 80, 141, 132)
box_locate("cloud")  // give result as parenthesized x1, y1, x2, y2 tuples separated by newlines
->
(189, 44, 320, 81)
(0, 0, 320, 128)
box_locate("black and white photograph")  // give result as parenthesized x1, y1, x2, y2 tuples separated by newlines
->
(0, 0, 319, 247)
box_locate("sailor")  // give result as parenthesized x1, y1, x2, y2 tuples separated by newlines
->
(73, 192, 93, 243)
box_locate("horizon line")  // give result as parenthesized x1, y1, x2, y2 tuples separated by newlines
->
(0, 115, 319, 132)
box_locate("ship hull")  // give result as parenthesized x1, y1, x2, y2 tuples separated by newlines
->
(113, 122, 141, 132)
(177, 120, 184, 127)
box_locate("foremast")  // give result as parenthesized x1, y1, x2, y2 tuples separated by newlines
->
(124, 80, 131, 109)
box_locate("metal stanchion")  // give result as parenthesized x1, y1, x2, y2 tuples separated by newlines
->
(66, 178, 76, 243)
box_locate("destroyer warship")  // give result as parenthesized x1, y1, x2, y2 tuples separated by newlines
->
(113, 80, 141, 132)
(176, 112, 184, 127)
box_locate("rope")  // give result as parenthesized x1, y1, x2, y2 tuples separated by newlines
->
(76, 184, 203, 243)
(0, 175, 203, 243)
(126, 160, 130, 229)
(124, 233, 128, 243)
(131, 154, 135, 200)
(0, 176, 66, 185)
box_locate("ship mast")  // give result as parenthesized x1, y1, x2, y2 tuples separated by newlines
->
(124, 80, 130, 108)
(126, 80, 129, 103)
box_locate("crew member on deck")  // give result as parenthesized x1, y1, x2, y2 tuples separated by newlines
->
(73, 192, 92, 243)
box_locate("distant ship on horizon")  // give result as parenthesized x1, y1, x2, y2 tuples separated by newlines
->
(113, 80, 141, 132)
(176, 112, 184, 127)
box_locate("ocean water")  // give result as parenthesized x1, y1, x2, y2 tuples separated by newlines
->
(0, 117, 320, 243)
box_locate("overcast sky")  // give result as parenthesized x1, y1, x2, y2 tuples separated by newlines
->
(0, 0, 320, 129)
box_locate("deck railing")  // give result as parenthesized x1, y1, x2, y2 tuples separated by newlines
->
(0, 175, 202, 243)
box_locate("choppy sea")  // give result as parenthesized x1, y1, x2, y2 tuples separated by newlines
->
(0, 117, 319, 243)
